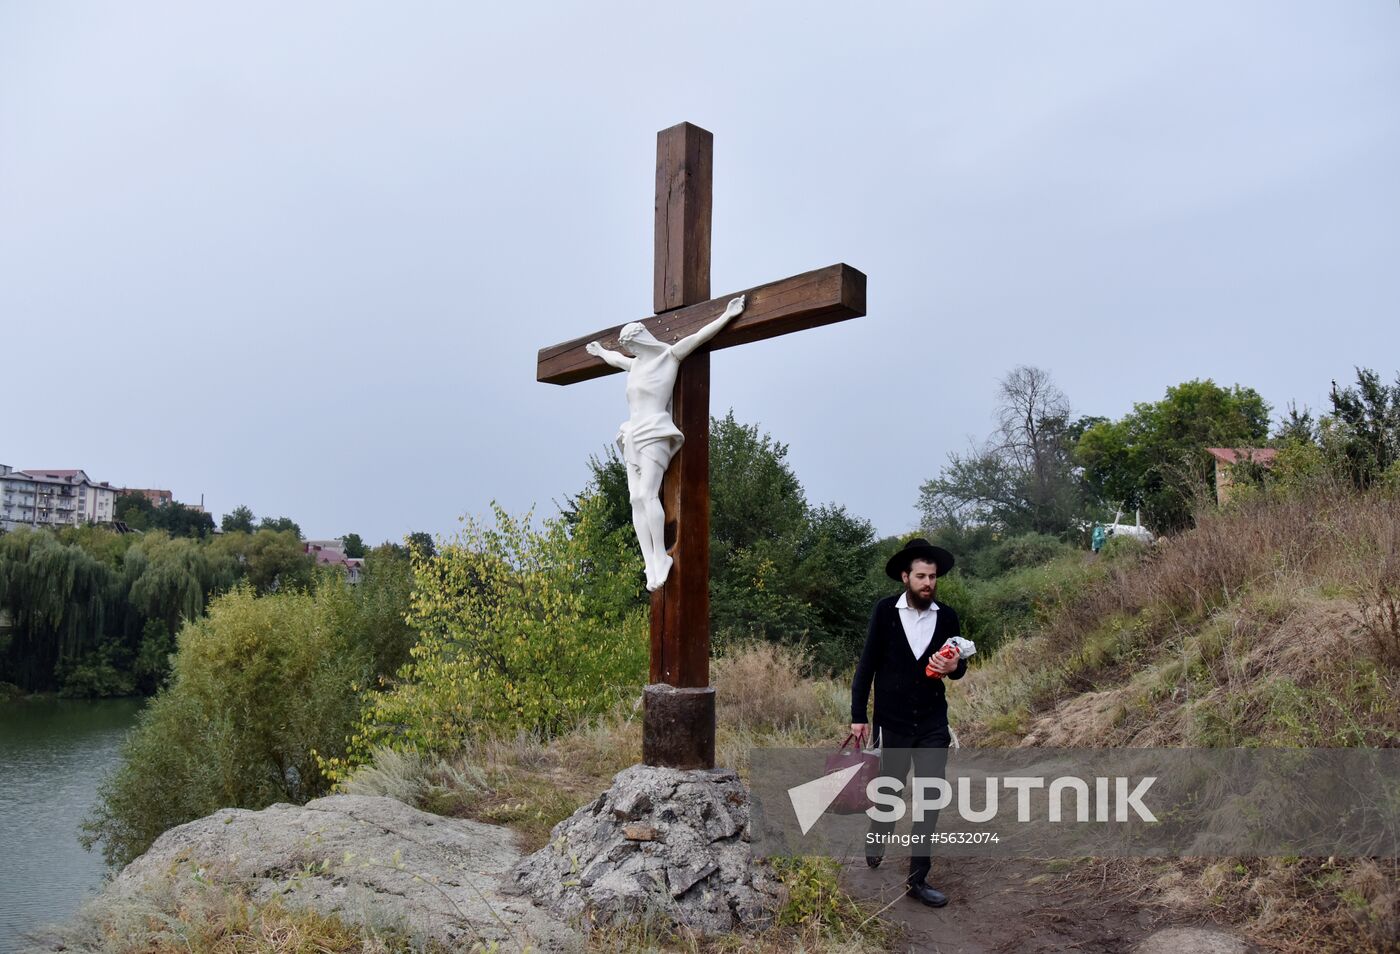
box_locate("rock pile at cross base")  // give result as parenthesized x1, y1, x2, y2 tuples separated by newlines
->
(36, 794, 581, 952)
(507, 764, 783, 935)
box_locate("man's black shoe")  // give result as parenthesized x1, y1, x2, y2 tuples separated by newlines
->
(865, 853, 883, 869)
(906, 881, 949, 907)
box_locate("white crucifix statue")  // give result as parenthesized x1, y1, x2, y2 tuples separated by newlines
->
(585, 294, 747, 592)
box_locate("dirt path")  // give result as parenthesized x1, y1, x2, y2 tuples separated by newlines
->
(840, 857, 1176, 953)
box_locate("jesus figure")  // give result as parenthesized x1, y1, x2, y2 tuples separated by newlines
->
(585, 294, 746, 591)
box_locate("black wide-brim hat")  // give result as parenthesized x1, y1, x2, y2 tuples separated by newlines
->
(885, 537, 955, 580)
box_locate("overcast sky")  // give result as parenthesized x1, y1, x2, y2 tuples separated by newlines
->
(2, 2, 1396, 545)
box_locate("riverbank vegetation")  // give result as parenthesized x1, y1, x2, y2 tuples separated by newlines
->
(0, 514, 433, 697)
(0, 526, 309, 695)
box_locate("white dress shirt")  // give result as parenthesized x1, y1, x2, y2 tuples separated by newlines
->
(896, 591, 940, 658)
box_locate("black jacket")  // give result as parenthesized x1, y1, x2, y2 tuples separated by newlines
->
(850, 594, 967, 739)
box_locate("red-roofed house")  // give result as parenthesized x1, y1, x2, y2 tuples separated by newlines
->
(1206, 448, 1279, 505)
(304, 541, 364, 583)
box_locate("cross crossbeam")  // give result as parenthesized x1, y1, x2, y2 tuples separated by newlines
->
(537, 264, 866, 386)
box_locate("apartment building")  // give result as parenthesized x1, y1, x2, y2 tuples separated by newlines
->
(0, 465, 120, 532)
(120, 487, 173, 508)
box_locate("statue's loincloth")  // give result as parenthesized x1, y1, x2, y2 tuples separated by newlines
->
(616, 412, 684, 473)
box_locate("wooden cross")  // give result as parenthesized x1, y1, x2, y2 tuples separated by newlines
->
(536, 122, 866, 769)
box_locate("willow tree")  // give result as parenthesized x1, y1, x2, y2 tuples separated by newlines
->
(0, 529, 117, 690)
(123, 533, 238, 638)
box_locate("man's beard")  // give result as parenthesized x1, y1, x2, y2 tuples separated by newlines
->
(905, 584, 935, 610)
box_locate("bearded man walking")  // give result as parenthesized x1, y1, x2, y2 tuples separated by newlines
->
(849, 537, 967, 907)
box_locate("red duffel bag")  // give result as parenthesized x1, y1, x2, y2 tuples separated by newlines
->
(823, 731, 882, 815)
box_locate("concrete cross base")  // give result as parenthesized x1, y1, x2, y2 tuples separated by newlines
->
(642, 683, 715, 769)
(505, 764, 782, 937)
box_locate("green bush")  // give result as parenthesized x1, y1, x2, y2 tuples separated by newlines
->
(81, 584, 374, 868)
(975, 532, 1077, 576)
(958, 555, 1105, 656)
(929, 571, 972, 621)
(1100, 534, 1149, 563)
(57, 640, 136, 698)
(330, 500, 648, 776)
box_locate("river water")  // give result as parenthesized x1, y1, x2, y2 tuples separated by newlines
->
(0, 696, 144, 953)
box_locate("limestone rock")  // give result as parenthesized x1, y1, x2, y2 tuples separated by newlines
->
(65, 794, 580, 952)
(507, 764, 782, 935)
(1134, 927, 1253, 954)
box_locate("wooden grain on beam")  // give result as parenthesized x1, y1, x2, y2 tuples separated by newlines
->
(536, 262, 867, 385)
(654, 123, 712, 313)
(650, 349, 711, 688)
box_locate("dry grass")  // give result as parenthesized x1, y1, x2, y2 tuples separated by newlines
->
(712, 641, 836, 733)
(1355, 571, 1400, 671)
(343, 642, 848, 852)
(1054, 856, 1400, 954)
(28, 872, 450, 954)
(713, 642, 848, 774)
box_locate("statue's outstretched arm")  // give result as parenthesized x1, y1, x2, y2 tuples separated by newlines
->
(671, 295, 746, 361)
(586, 340, 634, 370)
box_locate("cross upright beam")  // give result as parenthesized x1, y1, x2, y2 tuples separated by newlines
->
(535, 122, 866, 770)
(644, 123, 716, 769)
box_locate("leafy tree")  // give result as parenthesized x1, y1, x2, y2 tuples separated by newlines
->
(341, 533, 367, 558)
(405, 531, 436, 560)
(919, 366, 1086, 537)
(560, 449, 647, 606)
(116, 495, 214, 537)
(209, 529, 314, 594)
(1076, 379, 1270, 532)
(0, 529, 117, 690)
(147, 502, 215, 538)
(710, 411, 808, 553)
(81, 584, 375, 868)
(57, 523, 135, 568)
(787, 504, 887, 666)
(334, 501, 647, 769)
(56, 639, 135, 698)
(706, 411, 838, 657)
(334, 545, 417, 682)
(1273, 402, 1317, 445)
(122, 533, 237, 638)
(561, 450, 632, 537)
(258, 516, 302, 538)
(243, 529, 314, 594)
(131, 620, 174, 694)
(221, 505, 256, 534)
(113, 493, 155, 530)
(1323, 367, 1400, 488)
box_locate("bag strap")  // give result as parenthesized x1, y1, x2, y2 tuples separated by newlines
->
(838, 732, 856, 752)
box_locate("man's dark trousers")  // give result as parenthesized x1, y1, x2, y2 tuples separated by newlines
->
(868, 725, 951, 887)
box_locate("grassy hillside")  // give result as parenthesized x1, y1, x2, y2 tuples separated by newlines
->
(947, 488, 1400, 951)
(950, 488, 1400, 748)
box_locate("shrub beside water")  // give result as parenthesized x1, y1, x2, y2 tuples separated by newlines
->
(81, 584, 377, 868)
